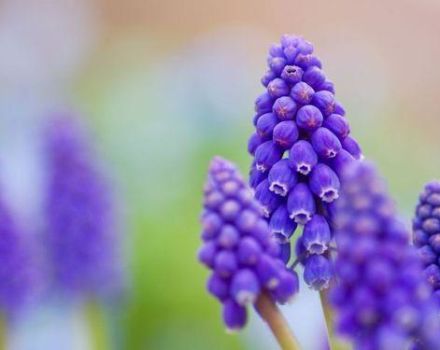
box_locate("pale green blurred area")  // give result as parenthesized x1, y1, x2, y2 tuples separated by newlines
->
(3, 0, 440, 349)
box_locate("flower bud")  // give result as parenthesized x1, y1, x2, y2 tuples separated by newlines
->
(287, 183, 316, 224)
(302, 215, 331, 254)
(290, 82, 314, 104)
(273, 96, 297, 120)
(272, 121, 298, 149)
(296, 105, 323, 131)
(309, 163, 340, 203)
(268, 159, 297, 196)
(288, 140, 318, 175)
(311, 127, 342, 159)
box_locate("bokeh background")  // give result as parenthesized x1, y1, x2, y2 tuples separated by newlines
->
(1, 0, 440, 349)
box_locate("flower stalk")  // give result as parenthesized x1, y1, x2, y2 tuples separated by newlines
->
(84, 299, 109, 350)
(255, 292, 301, 350)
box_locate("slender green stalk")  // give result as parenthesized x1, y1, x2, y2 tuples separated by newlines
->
(0, 315, 6, 350)
(84, 299, 110, 350)
(319, 290, 334, 350)
(255, 292, 301, 350)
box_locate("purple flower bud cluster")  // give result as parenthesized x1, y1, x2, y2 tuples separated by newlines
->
(248, 34, 362, 290)
(0, 195, 34, 318)
(413, 181, 440, 304)
(45, 115, 119, 297)
(199, 157, 299, 331)
(330, 162, 440, 349)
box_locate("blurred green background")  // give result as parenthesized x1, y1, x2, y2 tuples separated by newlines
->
(1, 0, 440, 349)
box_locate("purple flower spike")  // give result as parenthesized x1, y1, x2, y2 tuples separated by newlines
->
(269, 205, 297, 243)
(289, 140, 318, 175)
(45, 115, 119, 297)
(273, 96, 297, 120)
(268, 159, 297, 196)
(287, 183, 316, 224)
(311, 127, 342, 159)
(331, 162, 440, 349)
(272, 121, 298, 149)
(291, 82, 314, 104)
(296, 105, 323, 131)
(267, 78, 290, 98)
(304, 255, 332, 290)
(255, 141, 283, 172)
(302, 215, 331, 254)
(256, 113, 278, 138)
(248, 34, 362, 289)
(200, 157, 299, 330)
(309, 164, 340, 203)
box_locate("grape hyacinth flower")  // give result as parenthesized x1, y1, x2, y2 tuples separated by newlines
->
(199, 156, 300, 346)
(330, 162, 440, 349)
(413, 181, 440, 304)
(248, 34, 362, 289)
(0, 193, 34, 320)
(44, 115, 119, 297)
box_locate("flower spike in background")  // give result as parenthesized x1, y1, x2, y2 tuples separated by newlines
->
(248, 34, 362, 289)
(330, 161, 440, 349)
(199, 156, 300, 349)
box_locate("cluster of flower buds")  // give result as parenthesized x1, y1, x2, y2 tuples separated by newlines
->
(199, 157, 299, 331)
(330, 162, 440, 349)
(247, 34, 362, 290)
(45, 115, 119, 296)
(413, 181, 440, 304)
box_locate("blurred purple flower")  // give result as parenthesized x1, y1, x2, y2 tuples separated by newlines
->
(330, 162, 440, 349)
(44, 115, 119, 297)
(0, 194, 34, 318)
(248, 34, 362, 289)
(199, 156, 299, 331)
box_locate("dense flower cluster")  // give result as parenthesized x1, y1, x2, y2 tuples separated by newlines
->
(199, 157, 299, 331)
(330, 162, 440, 349)
(413, 180, 440, 304)
(45, 115, 119, 297)
(248, 34, 361, 289)
(0, 194, 34, 318)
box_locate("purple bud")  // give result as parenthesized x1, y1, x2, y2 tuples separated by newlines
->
(296, 105, 324, 131)
(272, 270, 299, 304)
(280, 65, 303, 84)
(422, 218, 440, 234)
(335, 101, 346, 116)
(273, 96, 297, 120)
(342, 136, 363, 160)
(214, 250, 238, 277)
(272, 121, 299, 149)
(202, 212, 223, 239)
(302, 215, 331, 254)
(418, 245, 437, 265)
(249, 166, 267, 188)
(328, 149, 354, 177)
(198, 241, 217, 268)
(254, 141, 283, 172)
(256, 113, 278, 138)
(295, 54, 322, 70)
(255, 92, 273, 114)
(304, 254, 332, 290)
(283, 46, 300, 64)
(309, 163, 340, 203)
(269, 43, 284, 57)
(220, 200, 241, 221)
(255, 179, 282, 217)
(247, 132, 264, 156)
(268, 56, 287, 74)
(267, 78, 290, 98)
(237, 237, 262, 265)
(413, 229, 429, 246)
(236, 209, 259, 233)
(287, 183, 316, 224)
(256, 254, 281, 290)
(312, 91, 336, 116)
(303, 66, 326, 89)
(231, 269, 261, 305)
(429, 234, 440, 253)
(268, 159, 297, 196)
(290, 82, 314, 104)
(278, 242, 291, 265)
(223, 299, 247, 331)
(319, 80, 335, 94)
(289, 140, 318, 175)
(323, 114, 350, 139)
(207, 273, 230, 301)
(311, 127, 342, 159)
(424, 264, 440, 289)
(203, 191, 225, 212)
(261, 70, 277, 87)
(217, 225, 240, 249)
(280, 34, 300, 48)
(269, 205, 297, 242)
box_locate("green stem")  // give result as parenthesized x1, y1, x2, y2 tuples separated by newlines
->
(84, 299, 110, 350)
(0, 315, 7, 350)
(255, 292, 301, 350)
(319, 290, 334, 350)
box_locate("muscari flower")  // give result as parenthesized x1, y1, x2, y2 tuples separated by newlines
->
(413, 181, 440, 303)
(330, 162, 440, 350)
(199, 157, 299, 331)
(45, 115, 119, 297)
(248, 34, 362, 289)
(0, 194, 34, 318)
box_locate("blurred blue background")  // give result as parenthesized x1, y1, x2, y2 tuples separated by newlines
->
(1, 0, 440, 349)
